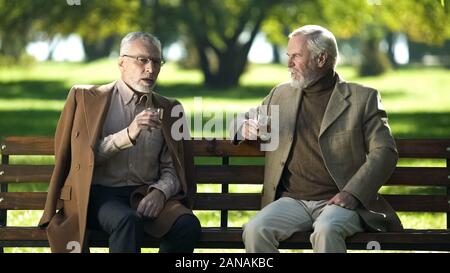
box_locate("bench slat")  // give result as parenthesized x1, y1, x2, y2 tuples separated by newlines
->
(191, 139, 264, 156)
(195, 165, 263, 184)
(1, 192, 448, 212)
(396, 139, 450, 158)
(194, 193, 260, 210)
(195, 194, 450, 212)
(1, 227, 450, 250)
(0, 137, 267, 157)
(0, 192, 261, 211)
(0, 165, 54, 183)
(387, 167, 450, 186)
(1, 137, 54, 156)
(0, 165, 264, 184)
(194, 139, 450, 158)
(0, 192, 56, 210)
(3, 137, 449, 158)
(1, 165, 449, 187)
(383, 195, 450, 212)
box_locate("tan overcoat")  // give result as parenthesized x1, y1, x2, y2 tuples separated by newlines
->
(38, 81, 195, 252)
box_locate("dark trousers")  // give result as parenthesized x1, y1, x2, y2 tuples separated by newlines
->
(87, 185, 201, 253)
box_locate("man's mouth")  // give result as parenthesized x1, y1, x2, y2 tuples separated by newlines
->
(288, 68, 296, 74)
(141, 78, 155, 85)
(288, 69, 301, 80)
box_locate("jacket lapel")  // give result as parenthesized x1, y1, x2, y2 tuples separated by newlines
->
(83, 81, 116, 150)
(319, 78, 350, 137)
(152, 94, 183, 169)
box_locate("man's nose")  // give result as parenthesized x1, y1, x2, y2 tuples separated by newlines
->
(144, 62, 155, 73)
(287, 58, 294, 67)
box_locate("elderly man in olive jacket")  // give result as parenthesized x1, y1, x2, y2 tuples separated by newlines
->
(231, 25, 402, 253)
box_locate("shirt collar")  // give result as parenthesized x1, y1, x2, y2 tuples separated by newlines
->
(116, 79, 154, 107)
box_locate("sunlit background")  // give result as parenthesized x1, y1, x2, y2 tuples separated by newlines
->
(0, 0, 449, 253)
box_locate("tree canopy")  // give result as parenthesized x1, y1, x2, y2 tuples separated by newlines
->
(0, 0, 448, 85)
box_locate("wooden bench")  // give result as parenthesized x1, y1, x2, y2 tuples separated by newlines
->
(1, 136, 450, 252)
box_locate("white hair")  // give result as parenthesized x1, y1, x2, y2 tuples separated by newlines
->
(119, 31, 162, 56)
(289, 25, 338, 69)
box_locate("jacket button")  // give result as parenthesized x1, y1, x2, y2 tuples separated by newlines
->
(280, 161, 285, 166)
(75, 131, 80, 138)
(289, 136, 293, 142)
(76, 164, 80, 170)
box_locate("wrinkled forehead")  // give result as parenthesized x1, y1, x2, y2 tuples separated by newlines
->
(124, 39, 161, 57)
(287, 34, 308, 54)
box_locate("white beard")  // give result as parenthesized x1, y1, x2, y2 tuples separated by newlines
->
(289, 55, 320, 89)
(132, 84, 152, 93)
(289, 69, 316, 90)
(290, 77, 306, 89)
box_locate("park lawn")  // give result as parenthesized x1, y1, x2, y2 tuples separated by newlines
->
(1, 61, 450, 139)
(1, 60, 450, 253)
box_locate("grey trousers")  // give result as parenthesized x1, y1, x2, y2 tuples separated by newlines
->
(243, 197, 364, 253)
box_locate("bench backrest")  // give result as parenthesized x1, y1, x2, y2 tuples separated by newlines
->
(1, 137, 450, 229)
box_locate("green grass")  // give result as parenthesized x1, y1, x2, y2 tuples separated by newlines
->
(1, 60, 450, 253)
(1, 62, 449, 139)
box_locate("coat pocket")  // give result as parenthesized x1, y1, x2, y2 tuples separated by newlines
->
(46, 210, 81, 253)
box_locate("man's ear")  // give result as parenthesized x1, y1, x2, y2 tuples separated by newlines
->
(317, 52, 328, 68)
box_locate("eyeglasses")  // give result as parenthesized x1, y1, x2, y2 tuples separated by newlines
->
(121, 54, 165, 67)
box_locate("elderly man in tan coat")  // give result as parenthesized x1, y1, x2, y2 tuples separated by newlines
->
(231, 25, 402, 253)
(39, 32, 201, 253)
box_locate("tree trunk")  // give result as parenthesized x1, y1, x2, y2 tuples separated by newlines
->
(200, 45, 246, 88)
(272, 44, 281, 64)
(182, 0, 272, 88)
(0, 32, 27, 61)
(386, 31, 398, 68)
(359, 36, 391, 76)
(201, 17, 266, 88)
(82, 35, 118, 62)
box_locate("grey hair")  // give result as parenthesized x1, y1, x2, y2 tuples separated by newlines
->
(119, 31, 162, 56)
(289, 25, 338, 69)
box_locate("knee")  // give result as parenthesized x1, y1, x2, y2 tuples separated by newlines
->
(312, 221, 340, 238)
(186, 215, 202, 238)
(174, 214, 202, 239)
(243, 217, 270, 242)
(116, 211, 143, 230)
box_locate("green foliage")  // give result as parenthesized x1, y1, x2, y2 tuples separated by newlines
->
(263, 0, 450, 46)
(0, 53, 36, 67)
(380, 0, 450, 45)
(33, 0, 136, 42)
(263, 0, 370, 45)
(2, 0, 450, 82)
